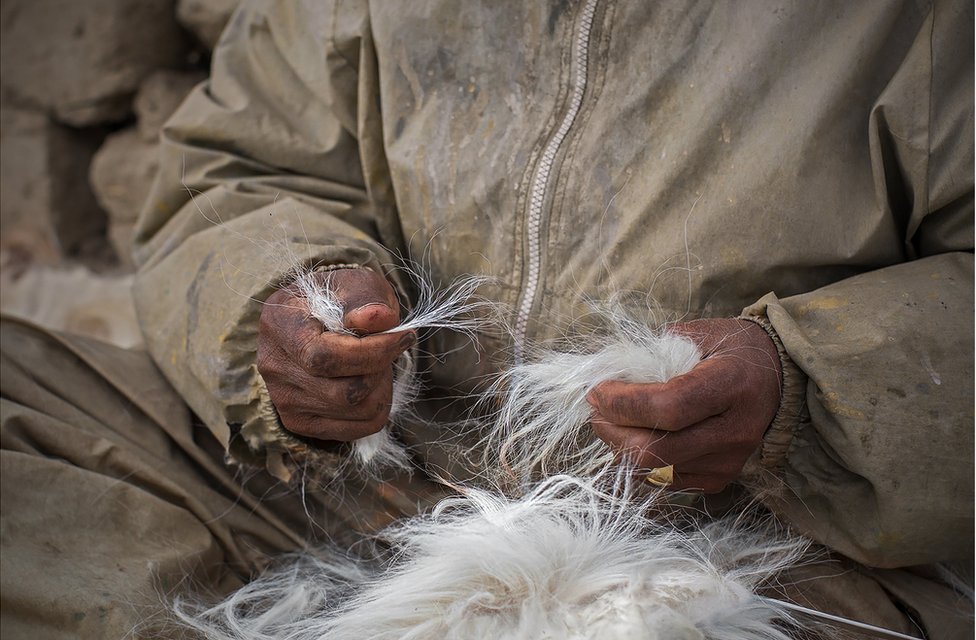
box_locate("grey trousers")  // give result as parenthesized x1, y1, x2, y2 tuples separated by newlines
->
(1, 318, 971, 638)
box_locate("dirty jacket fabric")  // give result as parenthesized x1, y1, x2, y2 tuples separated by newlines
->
(133, 0, 973, 578)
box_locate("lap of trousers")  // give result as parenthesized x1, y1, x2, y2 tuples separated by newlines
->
(0, 317, 971, 639)
(0, 317, 447, 639)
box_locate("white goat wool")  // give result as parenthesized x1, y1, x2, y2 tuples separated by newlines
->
(174, 474, 804, 639)
(175, 298, 811, 639)
(485, 305, 701, 483)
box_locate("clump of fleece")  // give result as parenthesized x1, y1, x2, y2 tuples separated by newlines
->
(293, 268, 491, 473)
(173, 472, 806, 640)
(485, 305, 701, 483)
(174, 298, 818, 639)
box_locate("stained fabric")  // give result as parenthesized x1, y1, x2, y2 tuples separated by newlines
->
(0, 318, 445, 638)
(134, 0, 972, 570)
(2, 0, 972, 637)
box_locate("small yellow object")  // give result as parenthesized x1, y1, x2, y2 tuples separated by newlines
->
(645, 465, 674, 487)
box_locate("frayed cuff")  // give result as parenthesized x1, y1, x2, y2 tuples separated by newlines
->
(737, 313, 808, 470)
(238, 261, 400, 482)
(244, 374, 347, 483)
(312, 262, 365, 273)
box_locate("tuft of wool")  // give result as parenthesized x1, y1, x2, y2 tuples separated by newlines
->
(484, 304, 701, 484)
(174, 297, 816, 639)
(345, 351, 420, 471)
(173, 472, 807, 640)
(294, 266, 494, 339)
(294, 268, 493, 473)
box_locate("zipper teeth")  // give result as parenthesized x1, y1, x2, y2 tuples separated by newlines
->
(515, 0, 599, 361)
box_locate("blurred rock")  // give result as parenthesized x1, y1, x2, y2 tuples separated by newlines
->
(89, 128, 160, 269)
(0, 0, 189, 126)
(91, 70, 202, 268)
(0, 256, 143, 348)
(108, 221, 138, 271)
(177, 0, 239, 50)
(134, 70, 206, 142)
(0, 106, 107, 266)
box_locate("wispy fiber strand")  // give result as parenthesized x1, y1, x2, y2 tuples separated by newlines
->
(483, 303, 701, 484)
(174, 471, 807, 640)
(294, 267, 494, 472)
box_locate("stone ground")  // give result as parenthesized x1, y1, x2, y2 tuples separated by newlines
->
(0, 252, 142, 348)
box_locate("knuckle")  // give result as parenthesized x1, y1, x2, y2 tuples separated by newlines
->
(321, 378, 391, 421)
(371, 388, 394, 423)
(262, 362, 285, 380)
(590, 415, 615, 442)
(299, 343, 334, 376)
(310, 415, 376, 442)
(258, 310, 274, 333)
(342, 376, 374, 406)
(374, 334, 409, 363)
(622, 429, 652, 453)
(647, 393, 680, 428)
(258, 310, 283, 342)
(604, 389, 642, 424)
(611, 428, 642, 454)
(641, 429, 670, 455)
(730, 429, 759, 450)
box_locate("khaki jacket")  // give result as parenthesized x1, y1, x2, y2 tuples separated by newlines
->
(133, 0, 973, 571)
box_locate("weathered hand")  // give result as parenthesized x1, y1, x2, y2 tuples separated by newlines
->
(586, 318, 782, 493)
(257, 268, 415, 442)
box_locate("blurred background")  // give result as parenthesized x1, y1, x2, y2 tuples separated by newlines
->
(0, 0, 239, 347)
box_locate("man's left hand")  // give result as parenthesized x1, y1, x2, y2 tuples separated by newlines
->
(586, 318, 782, 493)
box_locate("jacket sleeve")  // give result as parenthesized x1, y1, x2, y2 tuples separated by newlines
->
(741, 0, 974, 569)
(132, 0, 400, 482)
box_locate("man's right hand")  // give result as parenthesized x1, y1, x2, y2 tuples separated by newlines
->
(257, 268, 415, 442)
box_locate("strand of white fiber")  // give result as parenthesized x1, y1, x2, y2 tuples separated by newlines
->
(172, 470, 808, 640)
(295, 267, 494, 472)
(483, 303, 701, 484)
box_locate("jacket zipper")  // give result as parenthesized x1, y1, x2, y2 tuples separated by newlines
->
(514, 0, 600, 362)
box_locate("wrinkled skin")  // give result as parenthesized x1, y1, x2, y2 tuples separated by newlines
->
(587, 319, 782, 493)
(257, 268, 415, 442)
(260, 269, 780, 490)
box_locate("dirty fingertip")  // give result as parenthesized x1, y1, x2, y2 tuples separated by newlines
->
(585, 383, 607, 407)
(343, 302, 400, 335)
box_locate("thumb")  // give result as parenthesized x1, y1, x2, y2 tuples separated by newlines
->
(325, 268, 401, 335)
(343, 302, 400, 335)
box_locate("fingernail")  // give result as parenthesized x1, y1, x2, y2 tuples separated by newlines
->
(344, 302, 398, 336)
(349, 302, 392, 316)
(399, 331, 417, 349)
